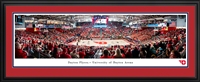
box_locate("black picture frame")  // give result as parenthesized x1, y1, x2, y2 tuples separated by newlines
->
(1, 0, 199, 82)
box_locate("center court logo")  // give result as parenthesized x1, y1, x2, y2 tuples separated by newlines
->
(94, 41, 107, 44)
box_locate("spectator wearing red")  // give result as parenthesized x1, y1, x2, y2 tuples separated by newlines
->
(79, 49, 86, 58)
(166, 44, 173, 58)
(52, 47, 60, 58)
(48, 42, 54, 51)
(15, 42, 28, 58)
(32, 39, 36, 44)
(60, 47, 71, 58)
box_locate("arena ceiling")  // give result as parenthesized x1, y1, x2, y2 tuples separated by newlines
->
(23, 15, 171, 23)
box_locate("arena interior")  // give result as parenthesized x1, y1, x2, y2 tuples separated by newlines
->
(15, 14, 186, 58)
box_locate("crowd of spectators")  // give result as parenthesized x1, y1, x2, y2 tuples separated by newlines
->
(15, 22, 186, 59)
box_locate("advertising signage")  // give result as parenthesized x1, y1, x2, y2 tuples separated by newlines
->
(147, 23, 167, 27)
(147, 24, 158, 27)
(93, 25, 107, 28)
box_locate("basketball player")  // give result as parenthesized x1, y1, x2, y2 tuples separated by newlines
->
(88, 41, 90, 45)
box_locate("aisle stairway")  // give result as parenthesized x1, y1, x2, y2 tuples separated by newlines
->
(100, 28, 103, 38)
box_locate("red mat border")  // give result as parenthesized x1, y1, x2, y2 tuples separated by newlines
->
(6, 6, 195, 77)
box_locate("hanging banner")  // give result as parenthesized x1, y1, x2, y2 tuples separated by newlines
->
(62, 26, 72, 29)
(35, 24, 44, 28)
(15, 25, 24, 28)
(158, 23, 167, 27)
(147, 24, 158, 27)
(25, 23, 33, 28)
(43, 25, 55, 28)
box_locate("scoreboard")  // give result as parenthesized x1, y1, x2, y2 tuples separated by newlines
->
(92, 15, 108, 24)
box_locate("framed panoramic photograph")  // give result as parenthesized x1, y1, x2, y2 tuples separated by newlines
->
(13, 13, 187, 67)
(1, 0, 199, 82)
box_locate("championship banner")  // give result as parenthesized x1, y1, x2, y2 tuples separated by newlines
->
(169, 21, 176, 27)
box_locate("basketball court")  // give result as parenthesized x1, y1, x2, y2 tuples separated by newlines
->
(68, 40, 131, 46)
